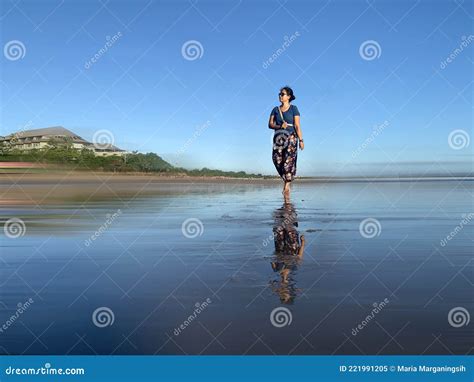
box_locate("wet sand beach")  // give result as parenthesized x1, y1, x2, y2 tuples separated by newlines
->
(0, 173, 472, 355)
(0, 172, 283, 205)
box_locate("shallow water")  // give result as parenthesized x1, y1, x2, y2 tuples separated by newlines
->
(0, 180, 472, 355)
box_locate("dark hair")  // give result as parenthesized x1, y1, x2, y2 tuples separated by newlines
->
(280, 86, 296, 102)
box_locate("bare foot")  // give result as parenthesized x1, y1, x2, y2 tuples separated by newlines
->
(282, 181, 291, 197)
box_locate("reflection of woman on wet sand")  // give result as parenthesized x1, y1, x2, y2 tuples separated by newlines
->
(270, 197, 305, 304)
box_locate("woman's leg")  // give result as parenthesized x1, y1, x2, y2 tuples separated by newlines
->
(282, 135, 298, 195)
(272, 134, 287, 185)
(272, 148, 284, 179)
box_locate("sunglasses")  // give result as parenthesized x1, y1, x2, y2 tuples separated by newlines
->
(278, 92, 288, 97)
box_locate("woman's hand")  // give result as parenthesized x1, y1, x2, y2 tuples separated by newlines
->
(299, 140, 304, 150)
(281, 122, 288, 129)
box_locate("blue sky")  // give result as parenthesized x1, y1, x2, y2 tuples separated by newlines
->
(1, 0, 472, 176)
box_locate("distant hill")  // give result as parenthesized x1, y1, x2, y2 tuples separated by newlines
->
(0, 140, 268, 178)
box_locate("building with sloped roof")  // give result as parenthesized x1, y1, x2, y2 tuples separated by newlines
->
(0, 126, 128, 157)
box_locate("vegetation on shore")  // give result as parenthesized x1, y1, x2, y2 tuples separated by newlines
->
(0, 139, 270, 178)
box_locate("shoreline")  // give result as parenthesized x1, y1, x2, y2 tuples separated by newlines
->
(0, 171, 282, 183)
(1, 170, 472, 183)
(0, 171, 282, 206)
(0, 171, 471, 206)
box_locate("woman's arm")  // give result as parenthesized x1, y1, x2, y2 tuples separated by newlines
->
(294, 115, 304, 150)
(268, 114, 281, 130)
(294, 115, 302, 139)
(297, 235, 305, 258)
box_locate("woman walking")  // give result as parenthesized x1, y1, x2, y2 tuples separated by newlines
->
(268, 86, 304, 197)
